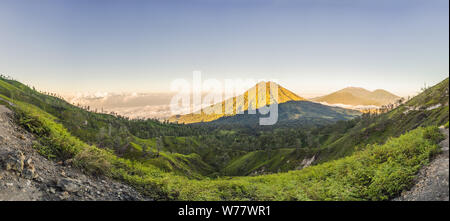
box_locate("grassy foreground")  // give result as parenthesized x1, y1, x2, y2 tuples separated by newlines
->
(172, 126, 443, 200)
(2, 94, 444, 201)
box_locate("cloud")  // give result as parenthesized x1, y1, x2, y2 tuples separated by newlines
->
(64, 92, 177, 119)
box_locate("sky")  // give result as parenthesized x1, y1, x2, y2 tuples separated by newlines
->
(0, 0, 448, 98)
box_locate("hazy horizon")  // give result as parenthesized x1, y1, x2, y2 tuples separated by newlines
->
(1, 0, 448, 100)
(12, 73, 450, 98)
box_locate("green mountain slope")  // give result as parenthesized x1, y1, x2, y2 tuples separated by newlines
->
(175, 126, 443, 200)
(0, 76, 213, 178)
(314, 78, 448, 163)
(1, 75, 447, 201)
(218, 78, 448, 176)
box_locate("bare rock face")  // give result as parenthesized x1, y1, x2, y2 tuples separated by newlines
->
(5, 150, 25, 173)
(23, 158, 37, 179)
(1, 104, 148, 201)
(2, 150, 38, 179)
(57, 178, 81, 193)
(297, 155, 316, 170)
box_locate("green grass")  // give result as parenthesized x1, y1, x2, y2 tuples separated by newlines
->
(2, 76, 448, 177)
(124, 142, 215, 178)
(217, 78, 448, 174)
(169, 126, 443, 200)
(221, 148, 315, 176)
(311, 79, 448, 164)
(1, 76, 448, 200)
(5, 95, 443, 200)
(1, 95, 169, 199)
(1, 77, 218, 177)
(407, 78, 449, 108)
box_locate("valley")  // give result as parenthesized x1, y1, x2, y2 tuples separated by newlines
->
(1, 75, 448, 200)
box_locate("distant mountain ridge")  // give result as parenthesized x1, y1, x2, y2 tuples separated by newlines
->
(1, 74, 448, 201)
(168, 82, 306, 124)
(312, 87, 400, 106)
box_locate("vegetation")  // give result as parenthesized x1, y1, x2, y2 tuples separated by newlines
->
(170, 126, 443, 200)
(3, 93, 444, 200)
(0, 75, 448, 200)
(205, 78, 448, 175)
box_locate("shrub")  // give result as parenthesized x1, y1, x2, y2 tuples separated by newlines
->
(73, 147, 112, 175)
(5, 94, 445, 201)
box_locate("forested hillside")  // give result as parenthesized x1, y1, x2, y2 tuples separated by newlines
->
(218, 78, 448, 175)
(0, 75, 448, 200)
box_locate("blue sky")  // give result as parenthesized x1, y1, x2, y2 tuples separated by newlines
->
(0, 0, 448, 97)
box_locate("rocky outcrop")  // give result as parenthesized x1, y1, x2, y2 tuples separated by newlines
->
(0, 105, 148, 201)
(57, 178, 81, 193)
(296, 155, 316, 170)
(3, 150, 38, 180)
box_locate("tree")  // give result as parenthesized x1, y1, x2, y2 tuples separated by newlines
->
(156, 136, 163, 157)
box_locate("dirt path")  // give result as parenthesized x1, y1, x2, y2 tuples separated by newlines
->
(0, 105, 148, 201)
(394, 127, 449, 201)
